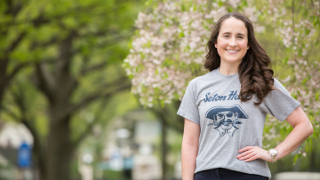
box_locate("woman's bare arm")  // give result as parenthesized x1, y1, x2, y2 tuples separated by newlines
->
(237, 106, 313, 162)
(181, 119, 200, 180)
(273, 106, 313, 159)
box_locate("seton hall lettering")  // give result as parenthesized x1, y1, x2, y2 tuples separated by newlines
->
(204, 90, 240, 102)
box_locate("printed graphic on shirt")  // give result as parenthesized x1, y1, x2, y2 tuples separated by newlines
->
(205, 105, 249, 137)
(204, 90, 240, 102)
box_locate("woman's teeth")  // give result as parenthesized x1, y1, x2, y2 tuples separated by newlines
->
(226, 49, 239, 53)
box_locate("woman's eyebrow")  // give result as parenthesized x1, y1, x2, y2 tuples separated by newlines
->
(221, 32, 246, 36)
(237, 33, 246, 36)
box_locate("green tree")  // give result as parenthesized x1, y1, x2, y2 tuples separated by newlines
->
(1, 0, 146, 179)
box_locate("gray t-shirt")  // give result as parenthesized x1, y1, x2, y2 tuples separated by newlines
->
(177, 68, 300, 178)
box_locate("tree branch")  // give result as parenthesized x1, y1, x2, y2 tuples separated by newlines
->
(149, 106, 183, 133)
(32, 63, 55, 103)
(0, 3, 101, 28)
(72, 28, 135, 55)
(148, 100, 184, 133)
(30, 35, 61, 50)
(10, 84, 46, 176)
(1, 106, 20, 123)
(54, 33, 74, 78)
(80, 62, 107, 76)
(4, 0, 24, 17)
(10, 58, 55, 83)
(64, 79, 131, 117)
(5, 31, 27, 54)
(73, 96, 112, 148)
(8, 61, 32, 81)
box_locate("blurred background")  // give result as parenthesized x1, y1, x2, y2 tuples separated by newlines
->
(0, 0, 319, 180)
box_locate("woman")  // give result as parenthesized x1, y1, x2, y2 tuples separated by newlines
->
(177, 12, 313, 180)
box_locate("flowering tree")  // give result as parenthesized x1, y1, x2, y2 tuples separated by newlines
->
(124, 0, 320, 162)
(123, 0, 263, 107)
(258, 0, 320, 163)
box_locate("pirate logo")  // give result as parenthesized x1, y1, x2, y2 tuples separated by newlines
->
(205, 105, 249, 137)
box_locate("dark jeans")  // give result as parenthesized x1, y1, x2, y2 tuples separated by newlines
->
(194, 168, 269, 180)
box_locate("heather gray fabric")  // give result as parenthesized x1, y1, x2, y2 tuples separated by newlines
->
(177, 68, 300, 179)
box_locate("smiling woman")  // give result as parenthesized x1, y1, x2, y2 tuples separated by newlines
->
(178, 12, 313, 180)
(214, 17, 249, 73)
(205, 12, 274, 106)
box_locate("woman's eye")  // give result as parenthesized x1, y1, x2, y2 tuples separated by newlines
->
(224, 35, 229, 38)
(238, 36, 243, 39)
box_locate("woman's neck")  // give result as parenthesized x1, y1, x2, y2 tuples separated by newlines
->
(219, 63, 239, 75)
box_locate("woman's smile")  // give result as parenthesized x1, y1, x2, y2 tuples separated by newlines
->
(226, 49, 240, 54)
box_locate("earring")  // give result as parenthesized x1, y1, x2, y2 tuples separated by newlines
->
(247, 47, 249, 50)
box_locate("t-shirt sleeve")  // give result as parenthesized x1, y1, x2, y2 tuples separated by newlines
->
(177, 79, 200, 124)
(259, 78, 300, 122)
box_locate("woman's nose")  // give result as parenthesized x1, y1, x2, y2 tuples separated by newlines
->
(229, 38, 237, 47)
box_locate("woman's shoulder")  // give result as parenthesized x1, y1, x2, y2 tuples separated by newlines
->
(189, 69, 218, 84)
(270, 77, 292, 96)
(272, 77, 288, 89)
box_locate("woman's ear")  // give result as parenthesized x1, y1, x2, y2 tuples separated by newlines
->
(214, 42, 217, 48)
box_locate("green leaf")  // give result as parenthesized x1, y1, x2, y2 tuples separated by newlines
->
(315, 92, 320, 101)
(179, 31, 185, 38)
(160, 100, 165, 108)
(301, 77, 308, 84)
(313, 17, 320, 27)
(305, 28, 310, 35)
(284, 57, 289, 64)
(293, 154, 301, 165)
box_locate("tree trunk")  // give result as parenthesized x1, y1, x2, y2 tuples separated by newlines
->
(161, 117, 167, 180)
(36, 35, 76, 180)
(46, 115, 74, 180)
(32, 127, 46, 180)
(34, 146, 46, 180)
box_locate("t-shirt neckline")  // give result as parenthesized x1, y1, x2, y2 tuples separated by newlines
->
(214, 68, 239, 79)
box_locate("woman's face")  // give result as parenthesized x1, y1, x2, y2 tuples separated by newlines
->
(215, 17, 249, 66)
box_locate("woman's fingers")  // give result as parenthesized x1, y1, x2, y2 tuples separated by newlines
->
(244, 155, 258, 162)
(238, 146, 253, 153)
(236, 149, 253, 158)
(239, 151, 257, 160)
(237, 146, 264, 161)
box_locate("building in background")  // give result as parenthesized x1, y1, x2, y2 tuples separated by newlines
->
(0, 122, 34, 180)
(98, 110, 163, 180)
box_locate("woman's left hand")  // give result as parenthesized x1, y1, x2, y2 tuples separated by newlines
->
(237, 146, 272, 162)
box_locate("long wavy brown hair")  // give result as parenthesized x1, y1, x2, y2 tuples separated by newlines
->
(204, 12, 274, 105)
